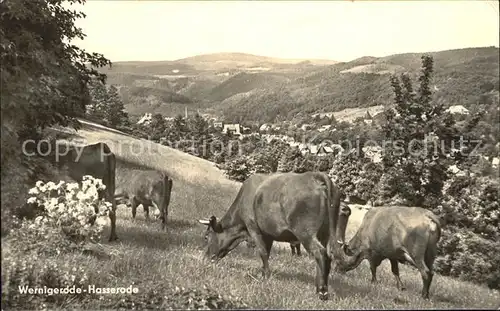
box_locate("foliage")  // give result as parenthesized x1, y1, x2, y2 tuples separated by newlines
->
(86, 79, 130, 128)
(2, 176, 113, 308)
(328, 151, 363, 198)
(21, 176, 112, 247)
(1, 0, 111, 139)
(1, 248, 100, 309)
(356, 161, 384, 204)
(106, 285, 248, 310)
(435, 228, 500, 290)
(219, 156, 252, 182)
(382, 55, 453, 207)
(439, 176, 499, 241)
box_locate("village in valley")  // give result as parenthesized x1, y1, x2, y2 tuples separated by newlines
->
(134, 103, 499, 173)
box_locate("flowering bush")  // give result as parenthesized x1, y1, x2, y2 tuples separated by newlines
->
(1, 176, 113, 308)
(17, 176, 112, 249)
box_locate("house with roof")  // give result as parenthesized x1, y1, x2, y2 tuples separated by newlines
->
(137, 112, 153, 125)
(259, 123, 271, 132)
(316, 145, 335, 157)
(222, 123, 242, 136)
(446, 105, 470, 115)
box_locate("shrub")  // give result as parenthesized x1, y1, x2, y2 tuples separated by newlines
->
(218, 157, 252, 182)
(23, 177, 112, 246)
(2, 176, 112, 308)
(435, 227, 500, 290)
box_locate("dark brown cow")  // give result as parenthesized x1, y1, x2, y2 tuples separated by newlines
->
(115, 169, 173, 229)
(198, 172, 348, 300)
(334, 206, 442, 299)
(57, 142, 118, 241)
(289, 202, 351, 257)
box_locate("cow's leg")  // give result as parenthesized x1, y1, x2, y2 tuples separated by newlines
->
(318, 235, 332, 299)
(160, 204, 167, 230)
(108, 200, 118, 242)
(143, 204, 150, 220)
(424, 245, 437, 299)
(369, 256, 383, 283)
(390, 259, 406, 291)
(296, 243, 302, 256)
(248, 231, 273, 278)
(302, 236, 330, 300)
(131, 197, 138, 219)
(416, 259, 432, 299)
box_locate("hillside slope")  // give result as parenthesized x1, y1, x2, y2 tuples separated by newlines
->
(102, 47, 499, 122)
(40, 120, 500, 309)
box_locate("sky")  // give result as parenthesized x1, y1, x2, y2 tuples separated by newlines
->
(71, 0, 500, 62)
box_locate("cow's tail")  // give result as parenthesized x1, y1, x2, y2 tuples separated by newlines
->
(316, 172, 341, 259)
(161, 173, 173, 228)
(424, 212, 442, 267)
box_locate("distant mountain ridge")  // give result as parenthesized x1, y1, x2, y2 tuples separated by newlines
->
(101, 47, 499, 123)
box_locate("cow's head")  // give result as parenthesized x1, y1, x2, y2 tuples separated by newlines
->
(198, 216, 246, 262)
(336, 202, 352, 244)
(333, 241, 363, 273)
(332, 203, 364, 272)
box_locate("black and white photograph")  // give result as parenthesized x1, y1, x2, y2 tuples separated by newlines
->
(1, 0, 499, 309)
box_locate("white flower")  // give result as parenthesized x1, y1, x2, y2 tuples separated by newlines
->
(46, 181, 57, 191)
(35, 181, 44, 187)
(57, 203, 66, 212)
(28, 188, 39, 195)
(27, 197, 37, 204)
(95, 217, 108, 226)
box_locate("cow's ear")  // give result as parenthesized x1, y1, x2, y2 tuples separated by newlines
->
(209, 215, 217, 227)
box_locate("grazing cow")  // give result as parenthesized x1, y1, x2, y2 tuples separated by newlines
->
(289, 202, 351, 257)
(115, 169, 173, 229)
(57, 142, 118, 241)
(333, 206, 442, 299)
(198, 172, 349, 300)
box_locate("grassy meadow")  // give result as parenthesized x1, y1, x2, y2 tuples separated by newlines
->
(25, 121, 500, 309)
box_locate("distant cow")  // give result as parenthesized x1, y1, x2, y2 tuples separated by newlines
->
(334, 206, 442, 299)
(198, 172, 349, 300)
(57, 142, 118, 242)
(115, 169, 173, 230)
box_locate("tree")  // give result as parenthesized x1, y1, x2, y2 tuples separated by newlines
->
(149, 113, 167, 141)
(382, 55, 455, 207)
(105, 85, 129, 128)
(87, 81, 129, 128)
(172, 114, 187, 133)
(1, 0, 111, 140)
(189, 113, 208, 137)
(86, 79, 108, 122)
